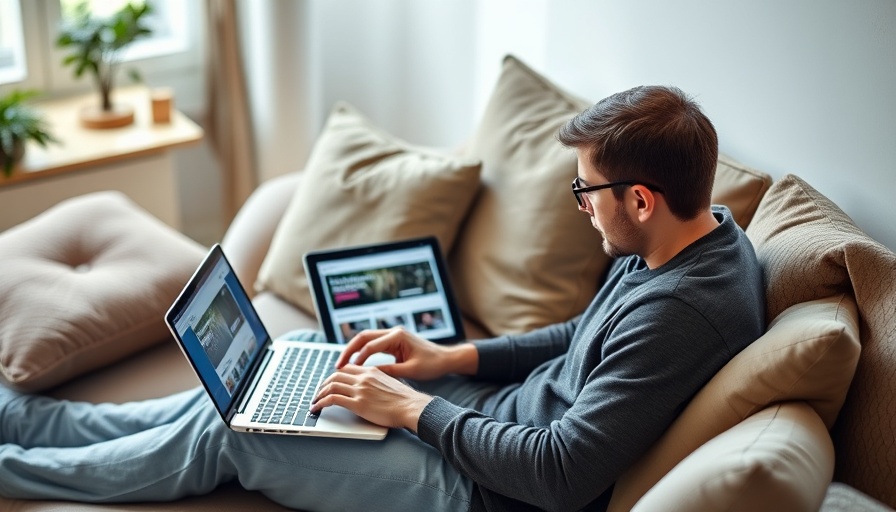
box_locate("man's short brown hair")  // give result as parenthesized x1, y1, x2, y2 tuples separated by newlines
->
(558, 85, 717, 220)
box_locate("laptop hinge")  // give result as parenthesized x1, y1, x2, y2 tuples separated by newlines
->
(233, 347, 273, 416)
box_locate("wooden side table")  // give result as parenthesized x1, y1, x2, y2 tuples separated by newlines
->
(0, 86, 204, 232)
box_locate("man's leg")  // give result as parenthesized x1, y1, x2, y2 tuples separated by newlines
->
(231, 426, 474, 511)
(0, 388, 235, 502)
(0, 386, 207, 448)
(1, 388, 476, 510)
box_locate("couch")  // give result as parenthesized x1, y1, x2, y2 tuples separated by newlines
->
(1, 55, 894, 511)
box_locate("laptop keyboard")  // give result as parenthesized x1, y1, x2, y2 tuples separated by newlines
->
(252, 346, 339, 427)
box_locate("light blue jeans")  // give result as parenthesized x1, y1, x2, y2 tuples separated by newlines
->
(0, 330, 499, 511)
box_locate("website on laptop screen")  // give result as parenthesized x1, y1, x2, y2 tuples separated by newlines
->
(315, 246, 458, 344)
(172, 256, 267, 410)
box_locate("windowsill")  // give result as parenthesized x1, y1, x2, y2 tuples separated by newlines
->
(1, 85, 204, 188)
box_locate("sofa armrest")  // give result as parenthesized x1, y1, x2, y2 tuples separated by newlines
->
(221, 171, 301, 295)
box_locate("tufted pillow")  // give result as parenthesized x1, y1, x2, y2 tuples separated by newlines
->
(745, 174, 896, 507)
(0, 192, 206, 392)
(608, 293, 861, 511)
(632, 402, 834, 512)
(448, 55, 603, 336)
(255, 102, 482, 315)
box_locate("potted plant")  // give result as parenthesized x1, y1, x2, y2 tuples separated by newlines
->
(0, 89, 58, 178)
(56, 1, 153, 129)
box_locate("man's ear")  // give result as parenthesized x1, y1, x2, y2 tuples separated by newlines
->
(630, 185, 657, 222)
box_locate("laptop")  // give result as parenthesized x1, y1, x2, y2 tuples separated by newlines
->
(303, 236, 465, 345)
(165, 244, 388, 440)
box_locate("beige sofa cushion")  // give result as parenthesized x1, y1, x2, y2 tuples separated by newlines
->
(0, 192, 206, 392)
(256, 102, 482, 315)
(633, 402, 834, 512)
(449, 55, 603, 336)
(746, 174, 896, 508)
(711, 153, 772, 229)
(609, 293, 861, 511)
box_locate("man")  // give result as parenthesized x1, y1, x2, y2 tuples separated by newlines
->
(0, 85, 764, 511)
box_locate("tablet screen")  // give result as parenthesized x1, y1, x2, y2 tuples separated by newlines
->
(304, 237, 465, 344)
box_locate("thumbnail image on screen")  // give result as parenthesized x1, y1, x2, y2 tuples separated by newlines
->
(194, 284, 245, 368)
(413, 309, 447, 332)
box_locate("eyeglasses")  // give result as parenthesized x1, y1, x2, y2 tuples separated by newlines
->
(571, 177, 665, 208)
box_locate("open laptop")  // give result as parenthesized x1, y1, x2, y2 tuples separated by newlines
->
(303, 236, 465, 345)
(165, 244, 388, 440)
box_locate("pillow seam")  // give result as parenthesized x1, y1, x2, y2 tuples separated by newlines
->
(3, 315, 165, 384)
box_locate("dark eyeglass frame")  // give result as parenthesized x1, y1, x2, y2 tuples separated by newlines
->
(571, 177, 665, 208)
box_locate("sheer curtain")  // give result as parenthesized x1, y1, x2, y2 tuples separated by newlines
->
(204, 0, 257, 222)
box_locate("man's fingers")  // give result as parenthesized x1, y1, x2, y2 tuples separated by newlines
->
(314, 380, 355, 401)
(309, 391, 356, 414)
(311, 366, 378, 413)
(339, 328, 407, 368)
(317, 364, 364, 390)
(337, 329, 393, 367)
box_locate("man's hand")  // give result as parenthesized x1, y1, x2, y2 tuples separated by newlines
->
(310, 327, 479, 431)
(310, 365, 432, 432)
(337, 327, 478, 381)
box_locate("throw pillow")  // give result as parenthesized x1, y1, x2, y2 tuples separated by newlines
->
(608, 293, 861, 511)
(448, 55, 603, 336)
(0, 192, 206, 392)
(255, 102, 482, 315)
(746, 173, 896, 507)
(711, 153, 772, 229)
(633, 402, 834, 512)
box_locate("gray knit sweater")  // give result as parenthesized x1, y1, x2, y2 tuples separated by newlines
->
(416, 206, 765, 512)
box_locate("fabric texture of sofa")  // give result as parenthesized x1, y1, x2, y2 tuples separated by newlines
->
(1, 55, 895, 511)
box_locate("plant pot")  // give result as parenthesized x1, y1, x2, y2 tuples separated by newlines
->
(0, 138, 25, 178)
(79, 103, 135, 129)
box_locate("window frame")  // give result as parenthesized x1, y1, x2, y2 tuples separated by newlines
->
(0, 0, 28, 85)
(0, 0, 204, 105)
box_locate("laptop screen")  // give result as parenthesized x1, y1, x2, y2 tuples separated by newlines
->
(167, 246, 269, 413)
(304, 237, 465, 344)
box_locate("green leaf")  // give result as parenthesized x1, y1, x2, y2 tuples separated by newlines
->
(54, 1, 155, 90)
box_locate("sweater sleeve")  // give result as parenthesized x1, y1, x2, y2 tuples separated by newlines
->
(473, 318, 578, 382)
(417, 298, 732, 512)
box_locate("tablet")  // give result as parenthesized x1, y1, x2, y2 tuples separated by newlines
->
(303, 236, 465, 344)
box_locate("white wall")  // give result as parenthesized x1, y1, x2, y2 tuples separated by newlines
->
(542, 0, 896, 251)
(238, 0, 314, 182)
(278, 0, 896, 250)
(307, 0, 478, 150)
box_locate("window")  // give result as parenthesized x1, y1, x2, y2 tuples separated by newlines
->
(0, 0, 27, 85)
(0, 0, 202, 108)
(58, 0, 190, 63)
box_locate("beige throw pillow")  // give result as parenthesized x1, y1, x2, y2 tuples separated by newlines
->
(633, 402, 834, 512)
(255, 102, 482, 314)
(449, 55, 604, 336)
(608, 293, 861, 511)
(746, 173, 896, 507)
(711, 153, 772, 229)
(0, 192, 206, 392)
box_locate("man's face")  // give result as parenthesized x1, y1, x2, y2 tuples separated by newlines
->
(575, 152, 645, 258)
